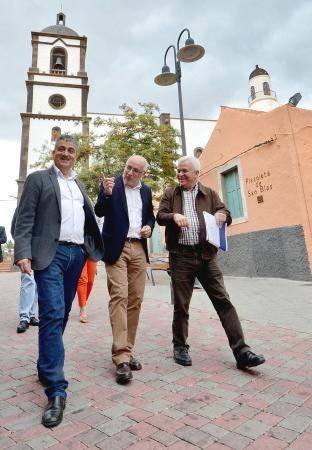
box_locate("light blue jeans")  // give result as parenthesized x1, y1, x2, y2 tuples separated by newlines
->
(19, 272, 38, 322)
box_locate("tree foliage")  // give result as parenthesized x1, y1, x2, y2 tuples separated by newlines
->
(32, 102, 180, 200)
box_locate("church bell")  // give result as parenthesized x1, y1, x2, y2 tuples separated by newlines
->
(54, 56, 64, 69)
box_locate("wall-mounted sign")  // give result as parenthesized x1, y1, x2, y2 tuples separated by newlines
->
(246, 171, 272, 199)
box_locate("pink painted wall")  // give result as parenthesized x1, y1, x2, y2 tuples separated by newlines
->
(200, 105, 312, 269)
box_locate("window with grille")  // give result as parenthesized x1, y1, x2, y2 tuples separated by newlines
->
(49, 94, 66, 109)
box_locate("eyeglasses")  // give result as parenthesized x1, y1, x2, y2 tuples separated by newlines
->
(125, 165, 145, 175)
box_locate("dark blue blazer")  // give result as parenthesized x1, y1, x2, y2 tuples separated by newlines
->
(94, 176, 155, 264)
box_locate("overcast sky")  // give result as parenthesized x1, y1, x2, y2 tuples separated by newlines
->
(1, 0, 312, 234)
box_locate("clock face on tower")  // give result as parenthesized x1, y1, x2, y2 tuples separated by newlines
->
(49, 94, 66, 109)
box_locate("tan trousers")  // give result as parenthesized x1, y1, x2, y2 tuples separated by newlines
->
(105, 241, 146, 366)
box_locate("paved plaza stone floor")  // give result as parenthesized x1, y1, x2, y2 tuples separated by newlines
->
(0, 265, 312, 449)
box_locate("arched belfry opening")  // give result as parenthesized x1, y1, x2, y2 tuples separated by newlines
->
(57, 12, 66, 26)
(51, 47, 66, 75)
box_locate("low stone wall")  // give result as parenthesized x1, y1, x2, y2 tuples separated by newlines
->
(218, 225, 312, 281)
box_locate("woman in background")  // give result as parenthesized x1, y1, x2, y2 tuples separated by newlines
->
(77, 259, 97, 323)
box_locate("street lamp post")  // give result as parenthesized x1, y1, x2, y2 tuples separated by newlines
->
(154, 28, 205, 156)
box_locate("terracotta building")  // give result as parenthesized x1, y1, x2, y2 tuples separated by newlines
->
(199, 104, 312, 281)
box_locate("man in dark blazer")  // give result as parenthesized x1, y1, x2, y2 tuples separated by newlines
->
(95, 155, 155, 384)
(14, 135, 104, 428)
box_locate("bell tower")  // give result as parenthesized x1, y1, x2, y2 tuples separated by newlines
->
(248, 65, 279, 112)
(17, 12, 89, 199)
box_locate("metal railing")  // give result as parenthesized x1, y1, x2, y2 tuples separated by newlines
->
(248, 90, 277, 103)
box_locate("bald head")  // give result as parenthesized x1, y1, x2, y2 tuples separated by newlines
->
(123, 155, 148, 187)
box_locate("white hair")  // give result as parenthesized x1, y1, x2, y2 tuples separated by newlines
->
(177, 155, 200, 171)
(126, 155, 149, 171)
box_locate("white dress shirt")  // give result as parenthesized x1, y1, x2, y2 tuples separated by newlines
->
(54, 166, 85, 244)
(124, 180, 142, 239)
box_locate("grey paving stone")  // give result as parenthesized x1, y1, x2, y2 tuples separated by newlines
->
(235, 419, 272, 439)
(209, 387, 240, 400)
(0, 380, 24, 391)
(279, 414, 312, 433)
(197, 380, 219, 390)
(79, 428, 109, 446)
(276, 373, 305, 383)
(197, 399, 238, 419)
(102, 403, 135, 419)
(6, 414, 40, 432)
(220, 431, 253, 449)
(161, 383, 185, 393)
(280, 394, 307, 406)
(200, 423, 228, 439)
(160, 370, 188, 383)
(151, 430, 179, 446)
(26, 434, 59, 449)
(295, 406, 312, 418)
(256, 391, 284, 403)
(265, 401, 298, 418)
(0, 436, 16, 449)
(96, 431, 138, 450)
(98, 416, 136, 436)
(5, 444, 33, 450)
(174, 425, 214, 448)
(163, 408, 186, 420)
(0, 390, 17, 401)
(0, 405, 24, 417)
(176, 398, 207, 414)
(267, 426, 300, 443)
(144, 399, 173, 413)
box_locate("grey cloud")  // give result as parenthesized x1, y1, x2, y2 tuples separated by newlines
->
(1, 0, 312, 141)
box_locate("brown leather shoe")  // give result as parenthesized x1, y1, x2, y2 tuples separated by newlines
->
(116, 363, 132, 384)
(129, 355, 142, 371)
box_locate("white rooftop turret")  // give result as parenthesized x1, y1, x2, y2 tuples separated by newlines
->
(248, 65, 279, 111)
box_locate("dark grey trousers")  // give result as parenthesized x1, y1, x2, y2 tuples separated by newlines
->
(169, 247, 250, 359)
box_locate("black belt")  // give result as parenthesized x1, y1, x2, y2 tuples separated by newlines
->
(58, 241, 84, 247)
(125, 238, 141, 242)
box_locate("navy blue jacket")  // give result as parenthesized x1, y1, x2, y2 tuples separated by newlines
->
(94, 176, 155, 264)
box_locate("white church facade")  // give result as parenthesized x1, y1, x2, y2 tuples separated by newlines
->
(18, 12, 217, 200)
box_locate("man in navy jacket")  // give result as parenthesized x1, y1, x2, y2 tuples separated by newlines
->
(95, 155, 155, 384)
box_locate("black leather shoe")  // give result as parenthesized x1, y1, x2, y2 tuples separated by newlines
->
(237, 351, 266, 370)
(116, 363, 133, 384)
(129, 355, 142, 371)
(42, 396, 66, 428)
(173, 348, 192, 366)
(29, 317, 39, 326)
(17, 320, 29, 333)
